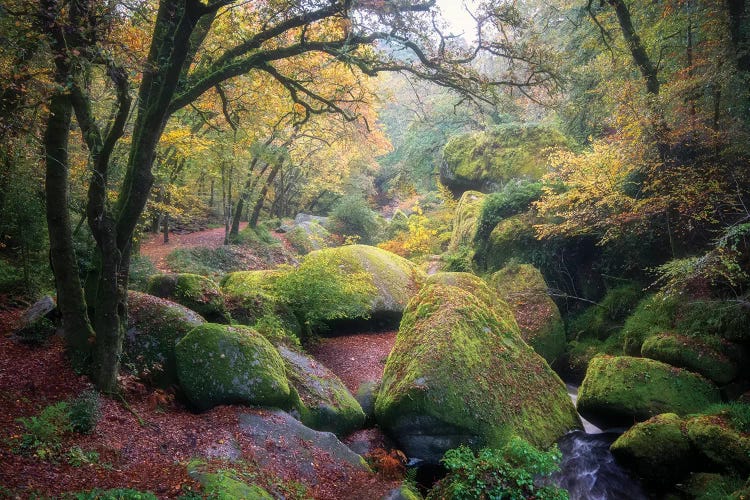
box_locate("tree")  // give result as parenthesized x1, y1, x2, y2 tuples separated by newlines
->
(35, 0, 559, 391)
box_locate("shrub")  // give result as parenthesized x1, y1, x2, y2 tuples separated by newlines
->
(165, 246, 251, 278)
(273, 253, 375, 337)
(66, 446, 100, 467)
(567, 283, 643, 341)
(428, 437, 568, 500)
(16, 401, 72, 458)
(442, 246, 474, 273)
(327, 195, 380, 244)
(69, 389, 101, 434)
(231, 224, 279, 247)
(65, 489, 158, 500)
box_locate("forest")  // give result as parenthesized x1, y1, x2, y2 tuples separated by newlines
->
(1, 0, 749, 498)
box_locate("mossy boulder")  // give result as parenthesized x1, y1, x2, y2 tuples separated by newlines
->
(305, 245, 426, 326)
(220, 270, 301, 340)
(488, 263, 566, 366)
(280, 346, 365, 436)
(440, 123, 569, 195)
(567, 284, 644, 341)
(425, 272, 518, 332)
(481, 211, 538, 272)
(447, 191, 484, 251)
(375, 283, 580, 463)
(146, 273, 229, 323)
(187, 461, 274, 499)
(678, 473, 747, 500)
(641, 333, 738, 385)
(124, 291, 205, 387)
(686, 415, 750, 475)
(286, 219, 331, 255)
(175, 324, 291, 411)
(577, 356, 720, 427)
(610, 413, 693, 485)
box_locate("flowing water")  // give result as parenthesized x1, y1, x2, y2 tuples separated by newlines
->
(551, 385, 648, 500)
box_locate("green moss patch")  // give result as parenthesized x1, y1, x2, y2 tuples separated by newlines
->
(577, 356, 720, 426)
(641, 333, 738, 384)
(280, 346, 365, 436)
(488, 263, 566, 365)
(175, 324, 291, 411)
(375, 283, 580, 463)
(447, 190, 484, 251)
(146, 273, 229, 323)
(124, 291, 205, 387)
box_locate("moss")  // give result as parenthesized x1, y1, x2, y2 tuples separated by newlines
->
(567, 284, 644, 341)
(175, 324, 291, 411)
(146, 273, 229, 323)
(488, 263, 566, 365)
(610, 413, 692, 485)
(641, 333, 738, 384)
(279, 345, 365, 436)
(678, 473, 746, 500)
(686, 415, 750, 476)
(577, 356, 720, 426)
(425, 272, 518, 333)
(677, 300, 750, 342)
(564, 333, 625, 378)
(621, 293, 679, 355)
(447, 191, 485, 251)
(375, 283, 580, 462)
(286, 221, 330, 255)
(440, 123, 570, 193)
(123, 291, 205, 387)
(482, 212, 538, 272)
(304, 245, 426, 321)
(187, 461, 274, 499)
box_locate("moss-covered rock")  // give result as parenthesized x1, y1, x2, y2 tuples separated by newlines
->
(146, 273, 229, 323)
(621, 293, 680, 355)
(124, 291, 205, 387)
(187, 461, 274, 499)
(447, 191, 484, 251)
(304, 245, 426, 326)
(425, 272, 518, 333)
(220, 270, 301, 341)
(677, 473, 746, 500)
(488, 263, 566, 366)
(482, 211, 538, 272)
(641, 333, 738, 385)
(610, 413, 693, 485)
(175, 324, 291, 411)
(440, 123, 569, 194)
(375, 283, 580, 463)
(567, 284, 644, 341)
(280, 346, 365, 436)
(686, 415, 750, 476)
(286, 219, 331, 255)
(577, 356, 720, 426)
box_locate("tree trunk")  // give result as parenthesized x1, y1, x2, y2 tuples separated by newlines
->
(250, 161, 283, 227)
(44, 90, 95, 361)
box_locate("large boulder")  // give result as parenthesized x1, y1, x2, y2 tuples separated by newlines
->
(577, 356, 720, 427)
(280, 346, 365, 436)
(440, 123, 569, 195)
(375, 283, 580, 463)
(305, 245, 426, 327)
(686, 414, 750, 476)
(124, 291, 205, 387)
(488, 263, 566, 366)
(175, 324, 292, 411)
(447, 191, 485, 251)
(146, 273, 229, 323)
(641, 333, 738, 385)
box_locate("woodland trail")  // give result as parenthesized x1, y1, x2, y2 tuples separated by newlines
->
(308, 331, 397, 394)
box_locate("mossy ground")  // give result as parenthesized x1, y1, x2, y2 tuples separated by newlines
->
(375, 283, 579, 459)
(577, 356, 720, 425)
(123, 291, 205, 387)
(175, 324, 291, 411)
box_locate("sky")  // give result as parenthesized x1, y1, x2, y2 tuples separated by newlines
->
(435, 0, 479, 39)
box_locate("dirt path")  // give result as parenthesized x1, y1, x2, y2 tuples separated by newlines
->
(308, 331, 397, 394)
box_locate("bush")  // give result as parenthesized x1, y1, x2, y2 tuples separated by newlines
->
(567, 283, 643, 341)
(129, 254, 158, 292)
(165, 246, 252, 278)
(442, 246, 474, 272)
(65, 489, 158, 500)
(428, 437, 568, 500)
(327, 195, 380, 244)
(16, 401, 72, 458)
(273, 253, 375, 337)
(231, 224, 279, 247)
(69, 389, 101, 434)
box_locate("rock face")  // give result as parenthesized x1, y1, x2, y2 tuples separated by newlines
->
(175, 324, 291, 411)
(306, 245, 426, 326)
(279, 346, 365, 436)
(611, 412, 750, 486)
(124, 291, 205, 387)
(488, 263, 566, 366)
(146, 273, 229, 323)
(440, 123, 569, 195)
(447, 191, 485, 251)
(375, 283, 580, 463)
(577, 356, 720, 427)
(641, 332, 738, 384)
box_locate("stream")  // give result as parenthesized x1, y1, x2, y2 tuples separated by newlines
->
(551, 385, 647, 500)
